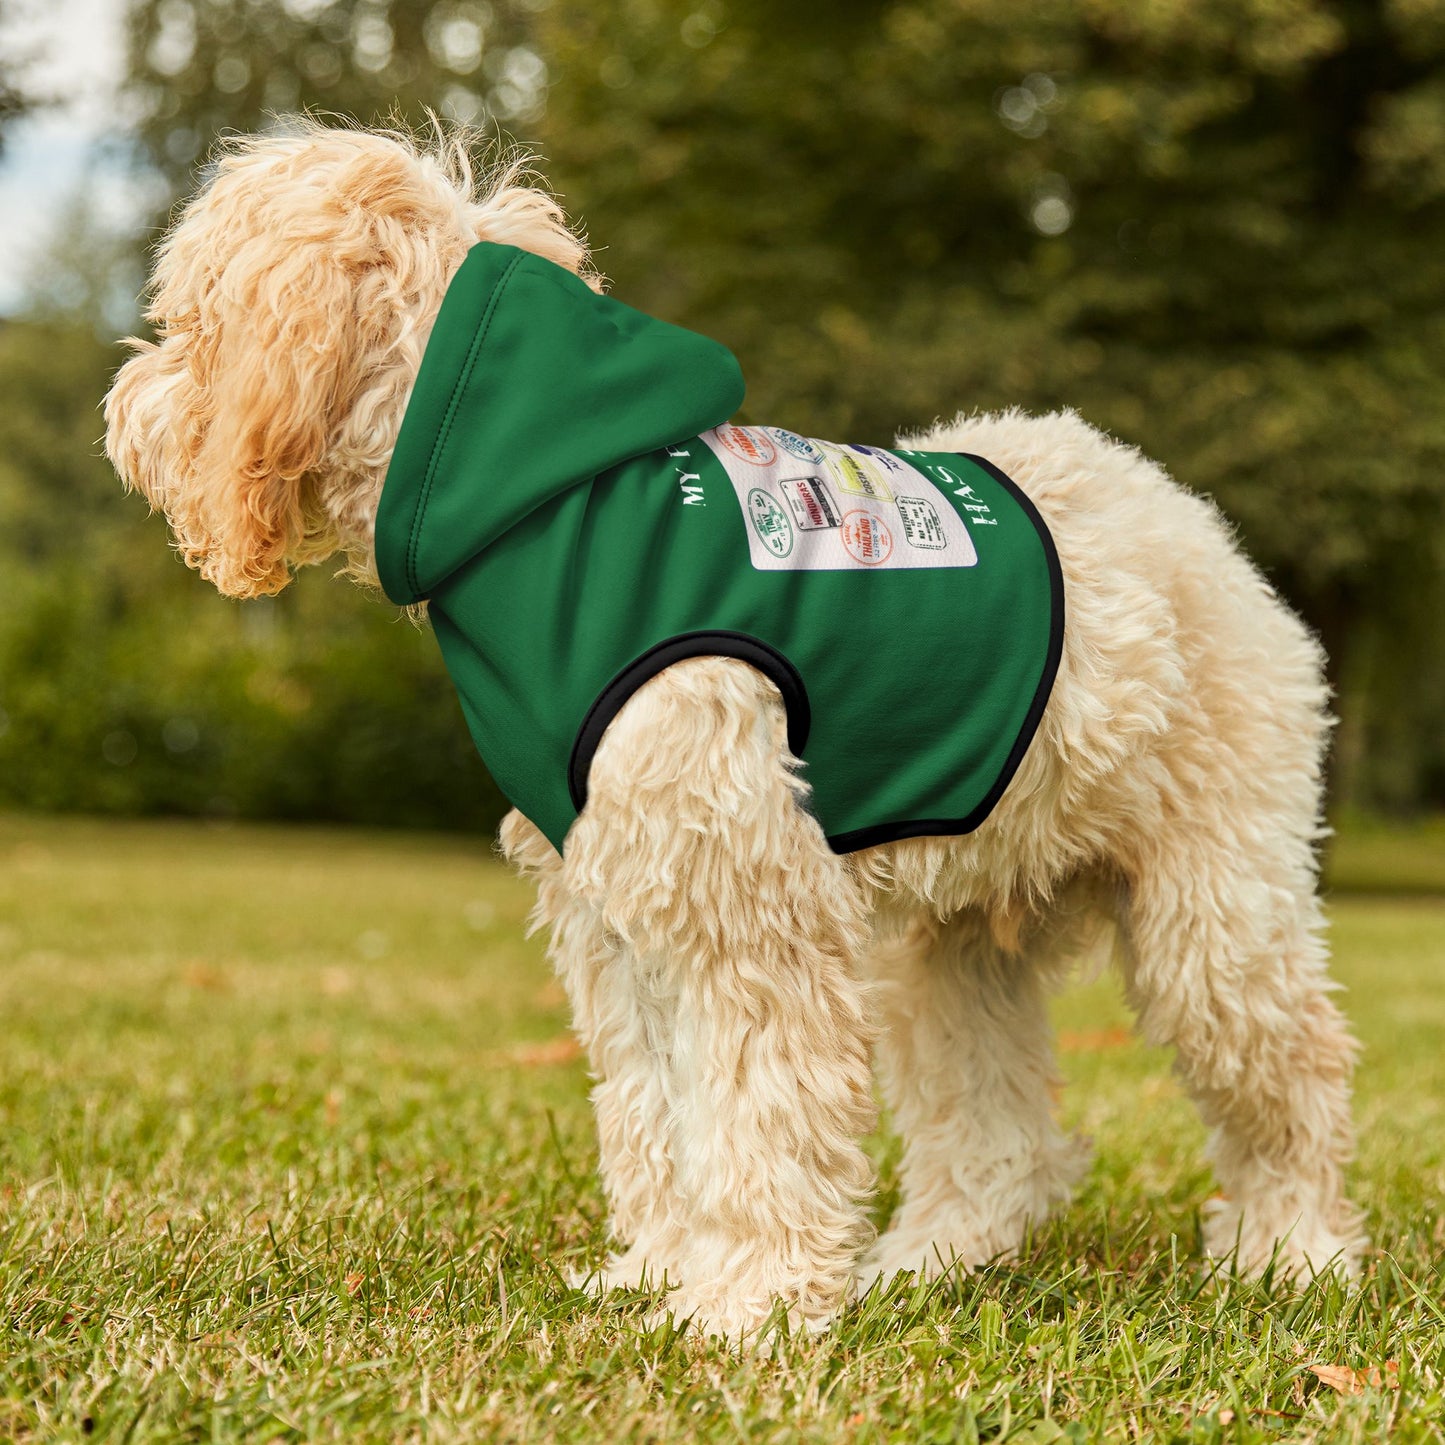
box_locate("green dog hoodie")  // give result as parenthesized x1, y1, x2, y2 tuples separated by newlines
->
(374, 243, 1063, 854)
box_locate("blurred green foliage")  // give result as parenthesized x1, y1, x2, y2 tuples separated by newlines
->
(0, 0, 34, 152)
(0, 318, 505, 828)
(537, 0, 1445, 807)
(3, 0, 1444, 826)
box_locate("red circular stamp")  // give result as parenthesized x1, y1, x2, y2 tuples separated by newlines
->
(840, 510, 893, 565)
(714, 424, 776, 467)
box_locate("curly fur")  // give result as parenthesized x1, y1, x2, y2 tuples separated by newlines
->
(105, 119, 593, 598)
(105, 122, 1365, 1344)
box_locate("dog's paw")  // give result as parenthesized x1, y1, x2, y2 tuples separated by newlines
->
(645, 1287, 837, 1350)
(856, 1232, 997, 1296)
(1202, 1196, 1367, 1283)
(570, 1245, 674, 1296)
(860, 1196, 1059, 1290)
(860, 1132, 1092, 1295)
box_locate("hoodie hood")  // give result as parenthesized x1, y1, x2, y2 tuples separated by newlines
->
(375, 243, 746, 605)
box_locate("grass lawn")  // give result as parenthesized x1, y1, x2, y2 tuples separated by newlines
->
(2, 812, 1443, 1443)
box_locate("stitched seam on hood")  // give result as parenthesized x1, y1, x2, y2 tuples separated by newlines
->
(404, 250, 525, 599)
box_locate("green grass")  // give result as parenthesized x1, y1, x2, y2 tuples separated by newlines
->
(1325, 813, 1445, 897)
(2, 813, 1443, 1443)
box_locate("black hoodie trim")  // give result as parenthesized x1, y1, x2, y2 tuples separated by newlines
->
(567, 632, 812, 814)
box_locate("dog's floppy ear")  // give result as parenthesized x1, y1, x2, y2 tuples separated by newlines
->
(174, 239, 357, 598)
(106, 130, 456, 599)
(106, 208, 375, 600)
(105, 126, 597, 599)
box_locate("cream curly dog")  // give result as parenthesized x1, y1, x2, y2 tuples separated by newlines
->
(105, 123, 1364, 1342)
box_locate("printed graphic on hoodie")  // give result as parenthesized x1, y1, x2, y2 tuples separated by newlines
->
(702, 426, 982, 573)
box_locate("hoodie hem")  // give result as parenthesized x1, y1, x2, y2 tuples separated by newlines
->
(564, 452, 1063, 856)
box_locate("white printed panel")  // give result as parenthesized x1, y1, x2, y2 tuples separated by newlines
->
(702, 425, 979, 573)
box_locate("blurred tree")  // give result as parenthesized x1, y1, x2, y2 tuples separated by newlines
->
(535, 0, 1445, 807)
(9, 0, 1438, 821)
(0, 314, 132, 571)
(0, 0, 38, 151)
(0, 315, 508, 829)
(3, 0, 559, 832)
(123, 0, 549, 193)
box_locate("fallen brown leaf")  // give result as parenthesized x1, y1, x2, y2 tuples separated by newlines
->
(1309, 1361, 1399, 1395)
(505, 1037, 584, 1067)
(344, 1272, 365, 1296)
(1057, 1027, 1133, 1052)
(181, 962, 229, 992)
(319, 967, 353, 997)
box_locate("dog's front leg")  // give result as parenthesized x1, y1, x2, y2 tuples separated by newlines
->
(501, 809, 685, 1289)
(565, 659, 878, 1343)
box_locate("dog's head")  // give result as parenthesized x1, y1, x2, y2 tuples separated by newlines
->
(105, 122, 592, 598)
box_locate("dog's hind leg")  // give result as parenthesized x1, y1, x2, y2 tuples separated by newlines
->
(1119, 834, 1365, 1279)
(860, 908, 1089, 1288)
(563, 659, 879, 1342)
